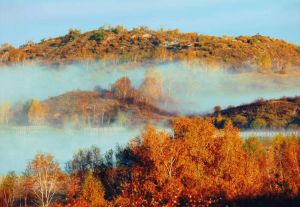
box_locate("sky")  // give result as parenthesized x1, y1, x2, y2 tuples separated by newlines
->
(0, 0, 299, 47)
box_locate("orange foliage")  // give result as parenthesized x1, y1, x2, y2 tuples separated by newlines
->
(80, 171, 107, 207)
(9, 117, 300, 207)
(118, 117, 299, 206)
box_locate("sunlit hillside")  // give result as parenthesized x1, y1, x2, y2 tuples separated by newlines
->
(1, 26, 300, 73)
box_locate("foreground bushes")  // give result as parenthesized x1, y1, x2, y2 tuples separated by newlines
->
(0, 117, 299, 207)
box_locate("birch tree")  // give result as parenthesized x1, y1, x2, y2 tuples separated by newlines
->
(26, 153, 63, 207)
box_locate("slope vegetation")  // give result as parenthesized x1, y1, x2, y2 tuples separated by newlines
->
(1, 26, 300, 72)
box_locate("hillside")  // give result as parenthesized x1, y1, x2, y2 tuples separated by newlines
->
(43, 90, 175, 127)
(44, 91, 300, 130)
(1, 26, 300, 72)
(215, 96, 300, 129)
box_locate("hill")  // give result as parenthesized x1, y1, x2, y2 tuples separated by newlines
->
(43, 91, 300, 130)
(214, 96, 300, 129)
(43, 90, 174, 127)
(1, 26, 300, 72)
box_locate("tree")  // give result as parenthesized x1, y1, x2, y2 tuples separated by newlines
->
(28, 100, 48, 125)
(80, 171, 107, 207)
(218, 122, 263, 199)
(213, 105, 222, 114)
(137, 69, 164, 104)
(26, 153, 63, 207)
(17, 174, 33, 207)
(257, 53, 272, 72)
(0, 172, 17, 207)
(268, 135, 300, 195)
(66, 146, 113, 179)
(0, 101, 12, 124)
(112, 77, 135, 100)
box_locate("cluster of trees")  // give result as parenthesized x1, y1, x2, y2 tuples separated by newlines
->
(109, 71, 164, 105)
(0, 99, 48, 126)
(1, 26, 299, 72)
(1, 117, 299, 207)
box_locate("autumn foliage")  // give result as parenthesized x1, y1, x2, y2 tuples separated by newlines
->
(0, 117, 299, 207)
(1, 26, 300, 73)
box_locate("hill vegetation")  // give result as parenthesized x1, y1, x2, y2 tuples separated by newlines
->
(0, 76, 174, 127)
(213, 96, 300, 129)
(1, 26, 300, 72)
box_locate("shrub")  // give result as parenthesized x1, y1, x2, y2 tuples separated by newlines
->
(68, 29, 81, 41)
(89, 29, 106, 42)
(232, 114, 248, 127)
(287, 123, 299, 130)
(111, 25, 126, 34)
(250, 118, 267, 129)
(0, 43, 15, 52)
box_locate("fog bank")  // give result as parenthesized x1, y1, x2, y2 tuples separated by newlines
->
(0, 62, 299, 114)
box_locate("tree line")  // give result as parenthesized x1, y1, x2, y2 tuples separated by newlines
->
(0, 117, 299, 207)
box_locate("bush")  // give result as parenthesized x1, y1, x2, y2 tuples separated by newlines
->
(232, 114, 248, 127)
(287, 123, 299, 130)
(0, 43, 14, 52)
(89, 29, 106, 42)
(68, 29, 81, 41)
(250, 118, 267, 129)
(111, 25, 126, 34)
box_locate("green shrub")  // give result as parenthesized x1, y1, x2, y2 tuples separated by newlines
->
(68, 29, 81, 41)
(232, 115, 248, 127)
(89, 30, 106, 41)
(250, 118, 267, 129)
(287, 123, 299, 130)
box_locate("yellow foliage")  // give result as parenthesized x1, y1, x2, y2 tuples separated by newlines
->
(28, 99, 48, 125)
(257, 53, 272, 72)
(81, 171, 107, 207)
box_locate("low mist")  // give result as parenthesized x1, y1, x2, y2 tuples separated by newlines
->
(0, 61, 299, 114)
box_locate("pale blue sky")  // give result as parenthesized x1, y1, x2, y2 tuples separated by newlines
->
(0, 0, 299, 47)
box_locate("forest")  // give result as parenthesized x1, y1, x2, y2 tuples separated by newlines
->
(0, 117, 299, 207)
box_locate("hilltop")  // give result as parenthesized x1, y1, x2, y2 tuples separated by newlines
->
(1, 26, 300, 72)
